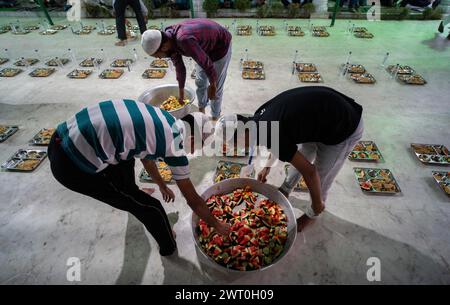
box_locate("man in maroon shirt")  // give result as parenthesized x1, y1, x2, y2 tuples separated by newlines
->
(141, 19, 232, 120)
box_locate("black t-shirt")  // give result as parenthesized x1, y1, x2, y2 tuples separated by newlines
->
(253, 86, 363, 162)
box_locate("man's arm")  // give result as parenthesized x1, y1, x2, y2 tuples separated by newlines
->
(176, 178, 230, 235)
(289, 151, 325, 215)
(171, 53, 187, 100)
(141, 159, 175, 202)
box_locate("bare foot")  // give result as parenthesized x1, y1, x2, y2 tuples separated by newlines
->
(115, 40, 127, 46)
(141, 187, 156, 195)
(297, 214, 315, 232)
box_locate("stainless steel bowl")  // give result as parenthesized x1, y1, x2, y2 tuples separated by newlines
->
(137, 84, 195, 119)
(192, 178, 297, 273)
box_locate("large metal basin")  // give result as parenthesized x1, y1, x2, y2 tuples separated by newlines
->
(137, 84, 195, 119)
(192, 178, 297, 273)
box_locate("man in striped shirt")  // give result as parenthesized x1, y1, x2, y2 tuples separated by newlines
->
(141, 19, 232, 120)
(48, 99, 229, 256)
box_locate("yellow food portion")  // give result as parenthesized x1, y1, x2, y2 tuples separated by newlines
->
(15, 159, 40, 170)
(0, 126, 7, 134)
(160, 96, 189, 111)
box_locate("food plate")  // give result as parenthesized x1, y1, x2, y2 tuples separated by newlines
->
(14, 58, 39, 66)
(342, 63, 365, 74)
(0, 68, 22, 77)
(354, 167, 401, 194)
(142, 69, 166, 79)
(46, 58, 70, 66)
(287, 26, 301, 31)
(139, 161, 173, 183)
(99, 69, 124, 79)
(197, 187, 288, 271)
(82, 25, 96, 31)
(0, 58, 9, 65)
(159, 96, 189, 111)
(79, 58, 103, 67)
(29, 68, 55, 77)
(111, 59, 133, 67)
(386, 65, 414, 75)
(98, 29, 115, 35)
(432, 171, 450, 196)
(284, 164, 308, 191)
(411, 143, 449, 165)
(29, 128, 55, 145)
(24, 25, 39, 31)
(258, 26, 275, 36)
(0, 125, 19, 142)
(150, 59, 169, 68)
(236, 25, 252, 36)
(106, 25, 116, 31)
(298, 72, 323, 82)
(73, 29, 91, 35)
(295, 63, 317, 73)
(242, 61, 264, 70)
(40, 29, 58, 35)
(2, 149, 47, 172)
(354, 32, 374, 38)
(312, 26, 327, 31)
(348, 141, 383, 161)
(312, 30, 329, 37)
(67, 69, 92, 79)
(51, 24, 68, 30)
(397, 74, 427, 85)
(12, 30, 30, 35)
(353, 27, 368, 33)
(242, 69, 265, 80)
(350, 73, 376, 84)
(288, 30, 305, 36)
(214, 161, 255, 183)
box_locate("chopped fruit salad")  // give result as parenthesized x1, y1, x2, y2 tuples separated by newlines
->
(197, 187, 288, 271)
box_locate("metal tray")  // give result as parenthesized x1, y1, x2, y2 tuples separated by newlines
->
(411, 143, 449, 165)
(213, 160, 254, 183)
(354, 167, 401, 194)
(242, 61, 264, 70)
(30, 128, 55, 146)
(342, 63, 365, 74)
(2, 149, 47, 172)
(14, 58, 39, 66)
(0, 125, 19, 142)
(106, 25, 116, 31)
(350, 73, 376, 84)
(142, 69, 166, 79)
(312, 26, 327, 31)
(284, 164, 308, 191)
(139, 161, 173, 183)
(354, 32, 374, 38)
(348, 141, 383, 161)
(67, 69, 92, 79)
(386, 65, 414, 75)
(312, 30, 329, 37)
(0, 68, 22, 77)
(353, 27, 368, 33)
(0, 58, 9, 65)
(12, 30, 30, 35)
(242, 69, 265, 80)
(29, 68, 55, 77)
(99, 69, 123, 79)
(295, 63, 317, 73)
(397, 74, 427, 85)
(24, 25, 39, 31)
(73, 29, 91, 35)
(46, 58, 70, 66)
(40, 29, 58, 35)
(298, 72, 323, 83)
(287, 26, 302, 31)
(432, 171, 450, 196)
(82, 25, 96, 30)
(79, 58, 102, 67)
(51, 24, 68, 30)
(150, 59, 169, 68)
(111, 59, 133, 67)
(288, 30, 305, 37)
(236, 26, 252, 36)
(98, 29, 115, 35)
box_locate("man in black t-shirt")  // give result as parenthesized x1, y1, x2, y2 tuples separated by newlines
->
(215, 86, 364, 232)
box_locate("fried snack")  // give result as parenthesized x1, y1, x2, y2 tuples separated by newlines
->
(0, 126, 7, 134)
(142, 69, 166, 79)
(29, 68, 55, 77)
(99, 69, 123, 79)
(160, 96, 189, 111)
(67, 69, 92, 79)
(0, 68, 22, 77)
(296, 63, 317, 73)
(242, 61, 264, 70)
(242, 69, 265, 80)
(15, 159, 40, 171)
(404, 74, 426, 85)
(345, 64, 365, 74)
(298, 73, 322, 82)
(350, 73, 376, 84)
(150, 59, 169, 68)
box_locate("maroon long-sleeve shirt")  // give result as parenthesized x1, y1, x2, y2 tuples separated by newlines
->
(164, 19, 232, 89)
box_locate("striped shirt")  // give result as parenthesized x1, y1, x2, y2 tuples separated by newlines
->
(56, 99, 189, 180)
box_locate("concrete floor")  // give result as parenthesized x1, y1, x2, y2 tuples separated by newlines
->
(0, 17, 449, 285)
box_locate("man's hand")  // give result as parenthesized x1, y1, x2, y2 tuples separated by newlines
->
(257, 167, 271, 183)
(179, 88, 185, 104)
(214, 221, 231, 236)
(159, 185, 175, 203)
(312, 200, 325, 215)
(208, 83, 217, 100)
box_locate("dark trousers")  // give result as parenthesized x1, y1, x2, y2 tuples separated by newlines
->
(114, 0, 147, 41)
(48, 133, 176, 255)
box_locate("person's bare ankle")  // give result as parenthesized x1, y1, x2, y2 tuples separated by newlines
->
(297, 214, 315, 232)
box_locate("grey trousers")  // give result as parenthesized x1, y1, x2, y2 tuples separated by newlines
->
(195, 45, 232, 118)
(280, 118, 364, 202)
